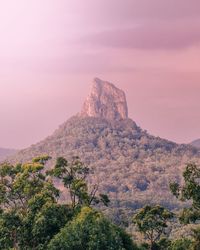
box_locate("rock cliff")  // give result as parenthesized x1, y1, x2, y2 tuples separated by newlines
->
(80, 78, 128, 120)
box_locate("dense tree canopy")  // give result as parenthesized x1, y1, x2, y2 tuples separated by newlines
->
(48, 206, 137, 250)
(1, 156, 200, 250)
(0, 155, 134, 250)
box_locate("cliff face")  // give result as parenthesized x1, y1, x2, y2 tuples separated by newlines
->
(80, 78, 128, 120)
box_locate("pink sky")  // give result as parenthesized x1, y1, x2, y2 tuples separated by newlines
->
(1, 0, 200, 148)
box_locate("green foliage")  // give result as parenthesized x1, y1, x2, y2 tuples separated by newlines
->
(47, 156, 110, 209)
(0, 156, 72, 249)
(133, 205, 174, 249)
(48, 206, 138, 250)
(170, 164, 200, 250)
(169, 238, 192, 250)
(20, 202, 72, 249)
(1, 155, 133, 250)
(170, 163, 200, 223)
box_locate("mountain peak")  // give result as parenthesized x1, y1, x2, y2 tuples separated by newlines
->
(80, 78, 128, 120)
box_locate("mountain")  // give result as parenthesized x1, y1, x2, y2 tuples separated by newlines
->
(8, 78, 200, 209)
(191, 139, 200, 148)
(0, 148, 17, 161)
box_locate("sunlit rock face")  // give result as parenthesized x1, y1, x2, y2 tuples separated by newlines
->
(81, 78, 128, 120)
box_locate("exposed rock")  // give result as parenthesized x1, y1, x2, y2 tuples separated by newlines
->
(80, 78, 128, 120)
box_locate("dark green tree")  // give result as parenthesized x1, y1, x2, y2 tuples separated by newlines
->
(133, 205, 174, 250)
(48, 206, 138, 250)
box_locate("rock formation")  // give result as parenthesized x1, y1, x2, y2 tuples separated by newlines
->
(80, 78, 128, 120)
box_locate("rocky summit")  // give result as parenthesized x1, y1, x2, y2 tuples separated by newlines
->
(7, 78, 200, 210)
(80, 78, 128, 120)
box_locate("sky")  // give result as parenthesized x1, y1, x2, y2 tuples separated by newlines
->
(1, 0, 200, 149)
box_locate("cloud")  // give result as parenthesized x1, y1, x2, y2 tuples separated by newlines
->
(72, 0, 200, 29)
(82, 20, 200, 50)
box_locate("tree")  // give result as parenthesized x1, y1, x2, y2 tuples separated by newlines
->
(48, 206, 138, 250)
(133, 205, 174, 250)
(47, 156, 110, 209)
(0, 156, 72, 249)
(170, 163, 200, 224)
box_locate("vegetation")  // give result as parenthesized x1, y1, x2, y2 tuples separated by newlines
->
(169, 238, 192, 250)
(170, 163, 200, 224)
(9, 116, 200, 210)
(0, 156, 72, 249)
(1, 154, 200, 249)
(0, 156, 135, 250)
(133, 205, 174, 249)
(47, 156, 110, 209)
(169, 163, 200, 249)
(48, 206, 137, 250)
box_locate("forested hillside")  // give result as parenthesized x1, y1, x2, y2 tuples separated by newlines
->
(7, 80, 200, 210)
(8, 116, 200, 209)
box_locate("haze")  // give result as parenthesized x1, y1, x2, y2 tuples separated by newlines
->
(1, 0, 200, 149)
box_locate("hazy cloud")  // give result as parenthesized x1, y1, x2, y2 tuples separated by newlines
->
(83, 20, 200, 50)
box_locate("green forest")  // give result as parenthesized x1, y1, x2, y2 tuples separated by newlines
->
(1, 156, 200, 250)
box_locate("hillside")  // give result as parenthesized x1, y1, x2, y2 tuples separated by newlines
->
(0, 147, 17, 161)
(191, 139, 200, 148)
(8, 78, 200, 209)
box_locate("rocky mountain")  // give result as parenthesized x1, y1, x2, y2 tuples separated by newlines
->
(191, 139, 200, 148)
(81, 78, 128, 120)
(0, 147, 17, 161)
(8, 78, 200, 209)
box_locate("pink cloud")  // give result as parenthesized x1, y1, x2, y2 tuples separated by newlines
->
(83, 20, 200, 50)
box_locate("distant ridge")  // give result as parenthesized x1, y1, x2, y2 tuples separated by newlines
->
(0, 147, 17, 161)
(191, 139, 200, 148)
